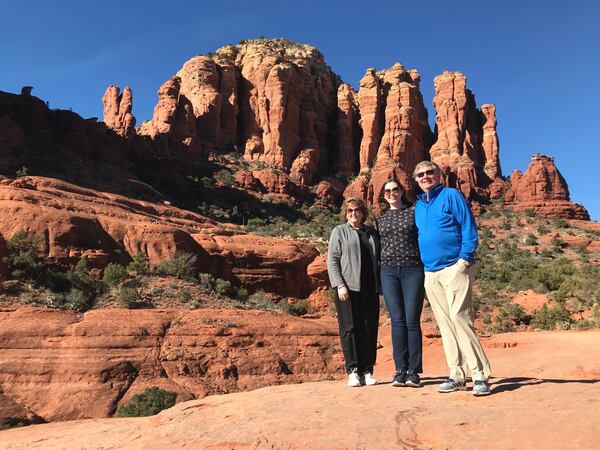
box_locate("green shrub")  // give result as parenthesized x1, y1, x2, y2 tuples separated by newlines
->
(492, 303, 530, 333)
(178, 289, 192, 304)
(117, 387, 177, 417)
(3, 230, 43, 279)
(533, 259, 575, 292)
(156, 252, 198, 278)
(214, 169, 234, 186)
(127, 252, 150, 275)
(532, 304, 572, 330)
(214, 278, 235, 297)
(551, 218, 570, 229)
(73, 257, 90, 276)
(236, 287, 249, 301)
(103, 263, 127, 286)
(118, 287, 142, 309)
(279, 298, 310, 316)
(524, 234, 538, 246)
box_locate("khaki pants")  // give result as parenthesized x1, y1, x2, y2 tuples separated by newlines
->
(424, 260, 491, 382)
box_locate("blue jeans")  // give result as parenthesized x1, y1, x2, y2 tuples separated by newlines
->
(380, 265, 425, 373)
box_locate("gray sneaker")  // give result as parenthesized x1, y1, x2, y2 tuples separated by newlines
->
(472, 380, 491, 396)
(437, 378, 467, 393)
(391, 371, 407, 387)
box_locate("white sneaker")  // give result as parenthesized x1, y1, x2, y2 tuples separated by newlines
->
(348, 370, 361, 387)
(362, 372, 377, 386)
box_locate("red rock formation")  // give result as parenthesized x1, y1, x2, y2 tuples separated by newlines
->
(290, 148, 318, 186)
(137, 77, 201, 154)
(480, 104, 501, 179)
(315, 178, 344, 206)
(429, 71, 499, 200)
(505, 154, 589, 219)
(102, 85, 136, 138)
(374, 64, 430, 174)
(334, 83, 358, 177)
(0, 176, 318, 297)
(357, 69, 382, 173)
(0, 307, 343, 422)
(176, 56, 223, 148)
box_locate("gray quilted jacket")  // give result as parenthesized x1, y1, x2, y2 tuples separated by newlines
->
(327, 222, 381, 293)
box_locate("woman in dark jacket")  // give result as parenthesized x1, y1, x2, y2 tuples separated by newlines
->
(327, 197, 381, 387)
(377, 178, 425, 388)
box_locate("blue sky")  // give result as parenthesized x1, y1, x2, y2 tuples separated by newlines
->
(2, 0, 599, 220)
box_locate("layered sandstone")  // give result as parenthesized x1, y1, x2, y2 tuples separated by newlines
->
(429, 71, 501, 200)
(0, 176, 318, 297)
(102, 85, 136, 138)
(0, 307, 342, 423)
(505, 154, 589, 219)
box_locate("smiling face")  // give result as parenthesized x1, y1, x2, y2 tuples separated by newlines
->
(346, 202, 364, 228)
(383, 181, 402, 208)
(415, 165, 442, 193)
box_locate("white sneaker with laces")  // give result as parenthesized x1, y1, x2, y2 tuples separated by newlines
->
(362, 372, 377, 386)
(348, 370, 361, 387)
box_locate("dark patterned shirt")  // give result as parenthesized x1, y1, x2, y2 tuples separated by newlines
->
(377, 205, 422, 267)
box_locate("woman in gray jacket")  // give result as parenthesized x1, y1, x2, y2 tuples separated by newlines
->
(327, 197, 381, 387)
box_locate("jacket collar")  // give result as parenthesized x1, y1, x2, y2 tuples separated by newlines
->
(418, 184, 444, 203)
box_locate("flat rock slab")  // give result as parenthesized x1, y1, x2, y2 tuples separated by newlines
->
(2, 330, 599, 449)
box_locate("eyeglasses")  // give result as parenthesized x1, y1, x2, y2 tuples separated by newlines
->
(347, 208, 362, 214)
(415, 169, 436, 178)
(384, 187, 400, 195)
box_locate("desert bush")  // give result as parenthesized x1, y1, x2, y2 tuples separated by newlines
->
(531, 303, 572, 330)
(103, 263, 127, 286)
(4, 230, 43, 279)
(214, 169, 234, 186)
(118, 287, 142, 309)
(178, 289, 192, 304)
(492, 303, 530, 333)
(249, 290, 276, 310)
(127, 252, 150, 275)
(524, 234, 538, 246)
(551, 218, 570, 229)
(279, 298, 310, 316)
(533, 259, 576, 292)
(156, 252, 198, 278)
(117, 387, 177, 417)
(479, 227, 493, 239)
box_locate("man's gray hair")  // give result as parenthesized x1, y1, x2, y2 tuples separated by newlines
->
(413, 161, 441, 178)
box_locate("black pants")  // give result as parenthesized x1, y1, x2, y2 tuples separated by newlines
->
(334, 288, 380, 374)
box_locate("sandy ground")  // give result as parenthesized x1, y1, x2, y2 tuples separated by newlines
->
(1, 329, 599, 450)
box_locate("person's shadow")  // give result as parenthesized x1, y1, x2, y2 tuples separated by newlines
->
(415, 376, 599, 393)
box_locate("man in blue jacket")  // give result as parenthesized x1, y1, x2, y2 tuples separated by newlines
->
(414, 161, 491, 396)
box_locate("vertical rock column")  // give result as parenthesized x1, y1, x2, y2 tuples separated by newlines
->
(102, 85, 136, 138)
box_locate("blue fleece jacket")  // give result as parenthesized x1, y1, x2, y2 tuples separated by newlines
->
(415, 185, 478, 272)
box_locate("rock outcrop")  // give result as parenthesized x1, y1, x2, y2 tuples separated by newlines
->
(0, 307, 342, 422)
(102, 85, 136, 138)
(0, 176, 318, 297)
(429, 71, 501, 201)
(505, 154, 589, 219)
(139, 39, 340, 176)
(137, 77, 201, 154)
